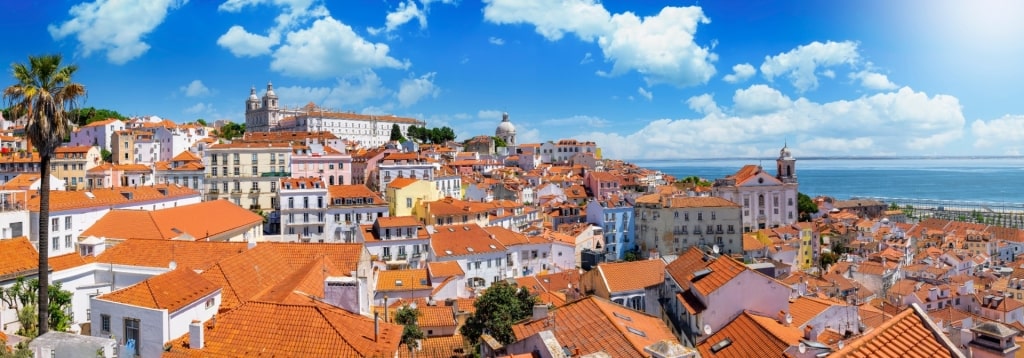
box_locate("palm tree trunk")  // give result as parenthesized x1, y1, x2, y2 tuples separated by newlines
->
(38, 154, 50, 335)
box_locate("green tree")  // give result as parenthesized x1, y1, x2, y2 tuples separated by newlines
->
(4, 54, 85, 335)
(394, 305, 425, 356)
(492, 136, 507, 148)
(195, 118, 207, 126)
(390, 123, 406, 142)
(100, 148, 112, 163)
(797, 192, 818, 222)
(0, 277, 73, 338)
(71, 107, 126, 126)
(460, 281, 536, 345)
(217, 122, 245, 140)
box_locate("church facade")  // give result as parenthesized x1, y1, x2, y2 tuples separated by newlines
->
(244, 83, 425, 148)
(712, 144, 799, 232)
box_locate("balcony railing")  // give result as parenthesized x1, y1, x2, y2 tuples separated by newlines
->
(397, 253, 407, 260)
(249, 188, 260, 194)
(207, 189, 220, 194)
(231, 189, 242, 195)
(382, 255, 392, 261)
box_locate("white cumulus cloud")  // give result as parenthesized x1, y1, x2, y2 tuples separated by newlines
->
(184, 102, 213, 115)
(271, 17, 408, 78)
(760, 40, 859, 92)
(489, 37, 505, 45)
(686, 94, 721, 116)
(180, 80, 211, 97)
(637, 87, 653, 101)
(850, 70, 898, 91)
(369, 0, 426, 35)
(732, 85, 791, 115)
(273, 70, 390, 109)
(483, 0, 716, 87)
(48, 0, 188, 64)
(397, 72, 441, 107)
(217, 26, 280, 57)
(971, 115, 1024, 149)
(578, 87, 964, 160)
(722, 63, 756, 83)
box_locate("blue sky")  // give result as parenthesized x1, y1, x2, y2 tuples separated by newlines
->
(4, 0, 1024, 160)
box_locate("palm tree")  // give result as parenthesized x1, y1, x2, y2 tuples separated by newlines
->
(3, 54, 85, 335)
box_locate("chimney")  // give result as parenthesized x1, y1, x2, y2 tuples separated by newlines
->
(928, 287, 938, 302)
(374, 312, 380, 342)
(804, 325, 814, 340)
(532, 304, 549, 321)
(189, 320, 204, 349)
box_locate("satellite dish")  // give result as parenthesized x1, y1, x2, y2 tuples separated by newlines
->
(713, 245, 720, 254)
(838, 340, 845, 349)
(798, 342, 807, 353)
(169, 260, 177, 270)
(785, 313, 793, 325)
(703, 324, 713, 336)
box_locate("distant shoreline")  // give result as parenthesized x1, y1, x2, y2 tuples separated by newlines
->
(628, 155, 1024, 163)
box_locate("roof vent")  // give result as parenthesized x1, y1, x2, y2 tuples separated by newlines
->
(710, 338, 733, 353)
(489, 244, 497, 249)
(463, 226, 470, 231)
(444, 250, 453, 255)
(395, 280, 403, 286)
(466, 247, 474, 252)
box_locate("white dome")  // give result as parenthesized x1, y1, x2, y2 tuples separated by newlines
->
(248, 86, 258, 101)
(496, 112, 516, 135)
(496, 121, 516, 135)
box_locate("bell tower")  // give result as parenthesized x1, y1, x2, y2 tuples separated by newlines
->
(776, 143, 796, 184)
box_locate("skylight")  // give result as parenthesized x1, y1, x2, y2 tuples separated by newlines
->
(395, 280, 403, 286)
(445, 250, 453, 255)
(612, 312, 632, 321)
(626, 326, 646, 337)
(710, 338, 732, 353)
(466, 247, 474, 252)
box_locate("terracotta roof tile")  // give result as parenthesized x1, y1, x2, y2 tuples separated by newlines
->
(376, 269, 432, 292)
(833, 304, 962, 358)
(95, 240, 247, 271)
(418, 305, 456, 328)
(256, 256, 347, 304)
(394, 335, 470, 358)
(0, 237, 37, 278)
(690, 255, 748, 296)
(665, 246, 709, 289)
(97, 268, 219, 313)
(430, 224, 506, 258)
(696, 311, 800, 358)
(596, 259, 665, 292)
(427, 261, 465, 278)
(788, 296, 837, 327)
(165, 299, 401, 357)
(512, 296, 678, 358)
(328, 184, 384, 202)
(48, 252, 93, 272)
(27, 184, 199, 212)
(80, 200, 262, 240)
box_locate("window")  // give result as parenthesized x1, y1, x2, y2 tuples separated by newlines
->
(288, 197, 294, 209)
(65, 216, 71, 230)
(65, 235, 72, 249)
(51, 218, 59, 231)
(406, 198, 413, 208)
(100, 314, 110, 333)
(252, 166, 258, 175)
(206, 298, 215, 309)
(124, 318, 141, 355)
(52, 237, 59, 251)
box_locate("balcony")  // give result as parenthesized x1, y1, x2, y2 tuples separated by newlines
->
(411, 252, 422, 260)
(230, 189, 242, 195)
(397, 253, 407, 260)
(261, 171, 291, 178)
(207, 189, 220, 194)
(382, 255, 392, 261)
(249, 188, 260, 194)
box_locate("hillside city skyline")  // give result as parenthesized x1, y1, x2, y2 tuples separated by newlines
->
(3, 1, 1024, 160)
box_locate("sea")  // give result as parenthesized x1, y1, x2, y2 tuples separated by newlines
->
(637, 157, 1024, 205)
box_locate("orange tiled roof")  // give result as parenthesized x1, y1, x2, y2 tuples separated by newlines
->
(80, 200, 263, 240)
(512, 296, 678, 358)
(256, 256, 347, 304)
(696, 311, 801, 357)
(165, 299, 401, 357)
(49, 252, 93, 272)
(376, 269, 431, 292)
(418, 304, 456, 328)
(95, 240, 247, 271)
(27, 184, 199, 212)
(386, 177, 419, 189)
(376, 216, 420, 228)
(328, 184, 384, 202)
(596, 259, 665, 292)
(665, 246, 709, 289)
(430, 224, 506, 258)
(690, 255, 748, 296)
(0, 237, 37, 278)
(427, 261, 465, 278)
(788, 296, 838, 327)
(97, 267, 219, 313)
(833, 304, 961, 357)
